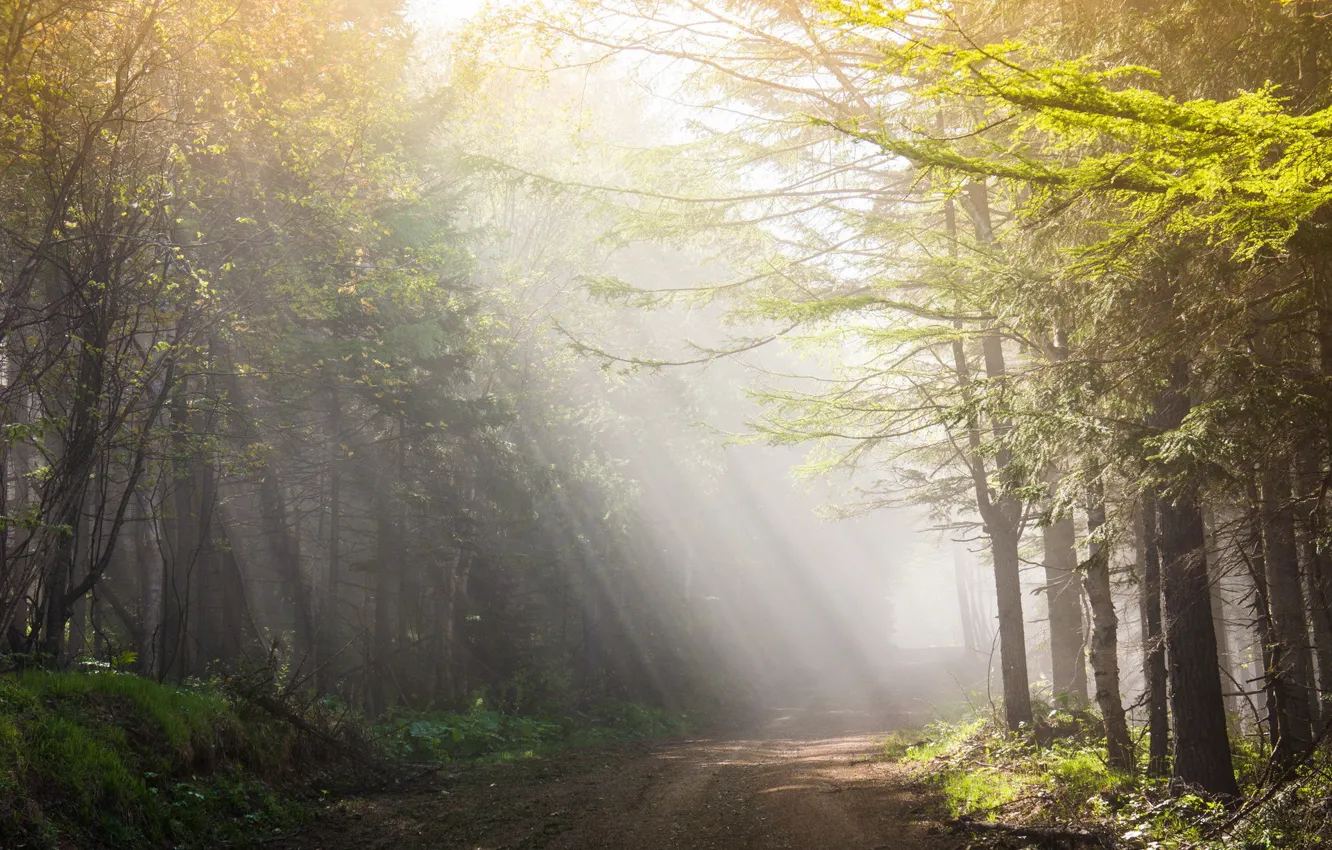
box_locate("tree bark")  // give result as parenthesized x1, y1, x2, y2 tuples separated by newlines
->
(1201, 506, 1239, 717)
(1138, 494, 1170, 776)
(1041, 502, 1088, 705)
(1260, 461, 1317, 762)
(160, 386, 194, 680)
(1153, 357, 1238, 795)
(194, 428, 224, 677)
(1296, 448, 1332, 726)
(370, 418, 399, 716)
(1241, 487, 1282, 752)
(948, 188, 1033, 732)
(132, 494, 160, 676)
(1084, 483, 1132, 770)
(954, 543, 979, 652)
(321, 381, 343, 692)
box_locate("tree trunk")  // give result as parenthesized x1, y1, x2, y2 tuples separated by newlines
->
(954, 543, 979, 652)
(1241, 487, 1282, 752)
(948, 189, 1033, 733)
(393, 416, 417, 701)
(581, 571, 603, 692)
(133, 494, 160, 676)
(990, 518, 1034, 732)
(215, 514, 246, 665)
(1201, 506, 1239, 716)
(194, 439, 223, 676)
(1297, 448, 1332, 726)
(1084, 483, 1132, 771)
(1260, 462, 1316, 762)
(1153, 358, 1238, 795)
(1138, 494, 1170, 776)
(160, 386, 194, 680)
(321, 382, 343, 692)
(370, 421, 399, 716)
(1041, 501, 1088, 705)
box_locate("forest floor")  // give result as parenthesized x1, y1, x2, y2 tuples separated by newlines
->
(276, 706, 963, 850)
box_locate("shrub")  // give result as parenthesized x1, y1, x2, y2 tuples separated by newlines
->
(379, 695, 689, 762)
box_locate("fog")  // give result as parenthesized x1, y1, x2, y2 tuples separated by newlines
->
(13, 3, 1321, 843)
(427, 2, 1003, 718)
(0, 0, 1125, 731)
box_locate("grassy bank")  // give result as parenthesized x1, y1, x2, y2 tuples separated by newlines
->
(0, 670, 311, 849)
(0, 669, 693, 849)
(887, 708, 1328, 848)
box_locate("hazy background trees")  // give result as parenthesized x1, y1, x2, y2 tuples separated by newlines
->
(0, 0, 965, 729)
(10, 0, 1332, 801)
(449, 0, 1332, 795)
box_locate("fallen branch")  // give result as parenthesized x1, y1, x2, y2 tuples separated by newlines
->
(948, 818, 1116, 849)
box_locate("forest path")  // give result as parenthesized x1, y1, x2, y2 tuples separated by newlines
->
(278, 707, 962, 850)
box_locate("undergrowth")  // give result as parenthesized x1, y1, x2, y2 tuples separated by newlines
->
(378, 696, 691, 762)
(0, 667, 693, 848)
(0, 669, 310, 849)
(889, 705, 1332, 849)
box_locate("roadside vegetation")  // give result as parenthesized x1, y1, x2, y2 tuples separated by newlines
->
(379, 698, 690, 763)
(8, 0, 1332, 846)
(0, 667, 690, 849)
(0, 669, 309, 849)
(890, 705, 1330, 848)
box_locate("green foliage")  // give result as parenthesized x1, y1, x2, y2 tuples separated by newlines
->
(378, 696, 689, 763)
(944, 769, 1022, 819)
(0, 671, 305, 849)
(894, 717, 986, 764)
(14, 671, 241, 768)
(893, 711, 1332, 847)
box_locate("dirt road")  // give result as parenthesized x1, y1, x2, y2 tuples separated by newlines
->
(279, 709, 961, 850)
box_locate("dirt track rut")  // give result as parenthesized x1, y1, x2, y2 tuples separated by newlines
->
(278, 709, 961, 850)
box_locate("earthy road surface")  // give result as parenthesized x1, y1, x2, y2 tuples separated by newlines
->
(279, 708, 964, 850)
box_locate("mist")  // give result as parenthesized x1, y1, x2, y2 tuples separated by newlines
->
(7, 2, 1324, 845)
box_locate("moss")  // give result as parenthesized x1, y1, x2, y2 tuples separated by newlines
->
(0, 670, 307, 849)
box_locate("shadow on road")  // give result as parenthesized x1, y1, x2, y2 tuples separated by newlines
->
(278, 707, 961, 850)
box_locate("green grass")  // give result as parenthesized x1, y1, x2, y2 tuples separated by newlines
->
(943, 768, 1022, 817)
(896, 717, 986, 764)
(0, 670, 306, 849)
(882, 707, 1332, 848)
(891, 712, 1135, 820)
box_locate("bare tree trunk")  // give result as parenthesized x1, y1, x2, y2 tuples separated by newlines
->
(259, 469, 313, 669)
(194, 350, 228, 673)
(1138, 494, 1170, 776)
(1297, 448, 1332, 725)
(954, 543, 978, 652)
(1241, 486, 1282, 752)
(215, 514, 246, 665)
(1084, 483, 1132, 770)
(1154, 358, 1238, 796)
(370, 418, 399, 716)
(581, 569, 603, 693)
(66, 589, 87, 661)
(194, 423, 223, 676)
(133, 493, 160, 676)
(160, 386, 194, 680)
(1260, 462, 1316, 762)
(393, 415, 417, 700)
(321, 382, 343, 692)
(947, 190, 1032, 733)
(1041, 499, 1088, 705)
(1202, 506, 1239, 717)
